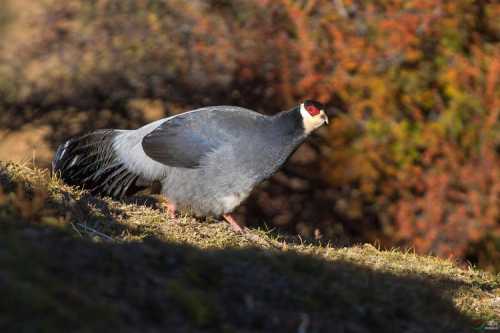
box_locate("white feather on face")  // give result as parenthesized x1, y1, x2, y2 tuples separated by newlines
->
(299, 102, 328, 134)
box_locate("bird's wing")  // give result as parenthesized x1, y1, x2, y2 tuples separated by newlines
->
(142, 106, 261, 168)
(141, 117, 218, 168)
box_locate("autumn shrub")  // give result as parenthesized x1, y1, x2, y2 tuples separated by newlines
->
(0, 0, 498, 270)
(268, 0, 500, 268)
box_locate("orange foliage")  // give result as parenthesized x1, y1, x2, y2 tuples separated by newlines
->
(271, 0, 499, 269)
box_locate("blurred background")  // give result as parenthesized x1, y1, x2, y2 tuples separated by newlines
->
(0, 0, 498, 272)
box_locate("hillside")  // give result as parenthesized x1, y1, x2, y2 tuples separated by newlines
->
(0, 162, 498, 332)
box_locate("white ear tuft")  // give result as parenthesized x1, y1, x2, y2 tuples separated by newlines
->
(299, 103, 327, 134)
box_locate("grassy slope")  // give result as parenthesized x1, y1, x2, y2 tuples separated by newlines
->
(0, 162, 498, 333)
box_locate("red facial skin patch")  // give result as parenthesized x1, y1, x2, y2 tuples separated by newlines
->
(305, 105, 320, 116)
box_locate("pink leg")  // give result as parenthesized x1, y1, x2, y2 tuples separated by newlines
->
(163, 201, 177, 219)
(223, 214, 245, 233)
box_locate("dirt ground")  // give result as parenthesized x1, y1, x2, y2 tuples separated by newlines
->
(0, 123, 53, 167)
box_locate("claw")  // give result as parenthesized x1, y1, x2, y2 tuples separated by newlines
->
(223, 214, 245, 233)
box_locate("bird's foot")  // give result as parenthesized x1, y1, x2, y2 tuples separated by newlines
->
(222, 214, 275, 246)
(223, 214, 245, 233)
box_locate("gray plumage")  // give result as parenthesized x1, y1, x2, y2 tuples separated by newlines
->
(53, 102, 328, 217)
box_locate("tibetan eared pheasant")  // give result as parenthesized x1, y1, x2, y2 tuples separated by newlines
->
(52, 100, 329, 231)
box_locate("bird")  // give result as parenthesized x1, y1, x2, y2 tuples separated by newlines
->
(52, 100, 329, 232)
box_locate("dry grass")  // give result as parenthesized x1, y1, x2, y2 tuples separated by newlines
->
(0, 161, 498, 332)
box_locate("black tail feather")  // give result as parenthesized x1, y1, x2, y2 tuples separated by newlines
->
(52, 130, 147, 199)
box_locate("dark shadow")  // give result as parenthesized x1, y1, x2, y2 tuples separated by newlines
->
(0, 218, 484, 333)
(0, 71, 283, 147)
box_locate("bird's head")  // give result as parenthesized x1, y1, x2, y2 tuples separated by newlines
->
(299, 100, 328, 134)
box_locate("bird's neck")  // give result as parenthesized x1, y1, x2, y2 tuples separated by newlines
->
(270, 108, 305, 140)
(244, 108, 307, 181)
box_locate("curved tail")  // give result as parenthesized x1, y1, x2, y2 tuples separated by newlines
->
(52, 130, 148, 199)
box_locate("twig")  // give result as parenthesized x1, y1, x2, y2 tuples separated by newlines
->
(76, 223, 114, 242)
(70, 222, 83, 237)
(297, 313, 310, 333)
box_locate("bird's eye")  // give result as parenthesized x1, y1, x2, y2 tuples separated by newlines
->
(305, 105, 320, 116)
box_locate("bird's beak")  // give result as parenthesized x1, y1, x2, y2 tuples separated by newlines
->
(321, 110, 329, 124)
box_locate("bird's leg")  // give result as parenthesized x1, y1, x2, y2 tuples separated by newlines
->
(223, 214, 271, 245)
(223, 214, 245, 233)
(163, 201, 177, 219)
